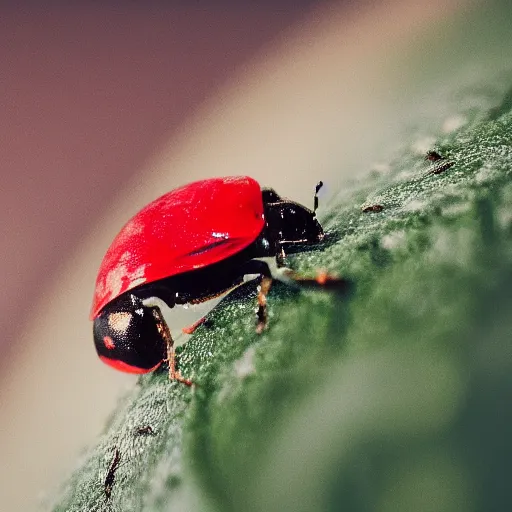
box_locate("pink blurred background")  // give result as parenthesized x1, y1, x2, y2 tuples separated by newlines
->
(0, 2, 322, 366)
(0, 1, 467, 510)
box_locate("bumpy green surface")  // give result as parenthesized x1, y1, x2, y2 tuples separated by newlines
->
(49, 76, 512, 512)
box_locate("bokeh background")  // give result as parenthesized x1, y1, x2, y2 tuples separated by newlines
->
(0, 0, 496, 510)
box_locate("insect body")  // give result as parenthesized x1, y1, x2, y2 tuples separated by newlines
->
(91, 176, 324, 380)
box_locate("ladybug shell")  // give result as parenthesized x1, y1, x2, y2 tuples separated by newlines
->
(90, 176, 264, 319)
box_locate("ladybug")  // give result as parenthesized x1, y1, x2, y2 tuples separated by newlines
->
(91, 176, 326, 384)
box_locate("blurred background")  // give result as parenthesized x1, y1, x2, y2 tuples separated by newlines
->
(0, 0, 501, 510)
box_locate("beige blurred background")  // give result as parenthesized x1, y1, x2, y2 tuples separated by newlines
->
(0, 1, 473, 510)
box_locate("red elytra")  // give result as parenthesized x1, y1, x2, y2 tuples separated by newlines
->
(90, 176, 264, 320)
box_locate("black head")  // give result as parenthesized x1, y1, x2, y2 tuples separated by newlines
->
(261, 185, 324, 252)
(93, 293, 167, 374)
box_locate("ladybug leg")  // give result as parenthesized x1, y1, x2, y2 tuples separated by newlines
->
(182, 316, 207, 335)
(281, 268, 349, 289)
(268, 254, 350, 291)
(241, 260, 350, 334)
(256, 275, 272, 334)
(275, 242, 287, 268)
(240, 259, 274, 333)
(167, 343, 193, 386)
(153, 306, 193, 386)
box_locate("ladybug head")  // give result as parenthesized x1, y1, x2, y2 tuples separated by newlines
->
(262, 195, 324, 250)
(93, 293, 167, 374)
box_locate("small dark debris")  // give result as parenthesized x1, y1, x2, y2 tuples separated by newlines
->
(425, 150, 443, 162)
(104, 448, 121, 500)
(430, 161, 455, 175)
(362, 204, 384, 213)
(136, 425, 156, 436)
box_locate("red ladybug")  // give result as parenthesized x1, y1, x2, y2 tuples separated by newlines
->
(91, 176, 325, 383)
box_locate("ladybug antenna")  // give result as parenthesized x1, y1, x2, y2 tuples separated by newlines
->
(313, 181, 323, 216)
